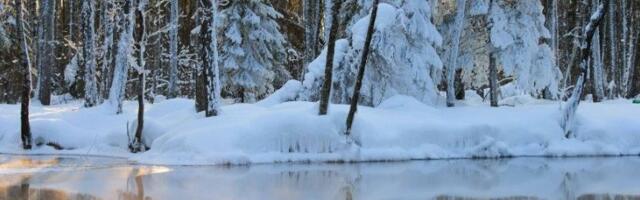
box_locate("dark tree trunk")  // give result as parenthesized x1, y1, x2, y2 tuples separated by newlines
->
(196, 0, 212, 113)
(455, 69, 465, 100)
(131, 0, 147, 153)
(345, 0, 380, 137)
(15, 0, 33, 150)
(562, 0, 608, 138)
(489, 53, 498, 107)
(487, 0, 498, 107)
(318, 0, 343, 115)
(36, 0, 56, 106)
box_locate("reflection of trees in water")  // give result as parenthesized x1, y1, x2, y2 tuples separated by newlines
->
(0, 176, 100, 200)
(118, 168, 152, 200)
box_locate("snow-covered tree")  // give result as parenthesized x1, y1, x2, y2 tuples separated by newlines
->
(109, 0, 136, 114)
(489, 0, 560, 98)
(301, 0, 443, 107)
(167, 0, 180, 98)
(217, 0, 289, 102)
(131, 0, 149, 153)
(318, 0, 343, 115)
(82, 0, 98, 108)
(35, 0, 56, 105)
(445, 0, 467, 107)
(0, 2, 8, 49)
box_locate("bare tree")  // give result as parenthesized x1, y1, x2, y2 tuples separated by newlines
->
(487, 0, 498, 107)
(167, 0, 180, 98)
(318, 0, 343, 115)
(15, 0, 33, 149)
(344, 0, 380, 137)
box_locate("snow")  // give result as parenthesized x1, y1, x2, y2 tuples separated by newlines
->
(1, 96, 639, 165)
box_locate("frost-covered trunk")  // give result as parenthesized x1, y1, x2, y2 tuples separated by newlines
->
(621, 0, 630, 97)
(82, 0, 98, 107)
(318, 0, 343, 116)
(208, 0, 222, 117)
(109, 0, 135, 114)
(446, 0, 466, 107)
(591, 28, 605, 103)
(487, 0, 498, 107)
(302, 0, 322, 78)
(131, 0, 148, 153)
(15, 0, 32, 149)
(167, 0, 179, 98)
(607, 0, 617, 97)
(36, 0, 56, 105)
(550, 0, 558, 66)
(345, 0, 379, 137)
(591, 0, 605, 103)
(101, 0, 115, 100)
(562, 1, 608, 138)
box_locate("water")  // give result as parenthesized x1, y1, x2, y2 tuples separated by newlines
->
(1, 155, 640, 200)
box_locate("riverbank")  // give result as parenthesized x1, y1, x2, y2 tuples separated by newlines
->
(1, 95, 639, 165)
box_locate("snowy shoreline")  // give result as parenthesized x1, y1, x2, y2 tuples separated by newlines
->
(1, 95, 639, 165)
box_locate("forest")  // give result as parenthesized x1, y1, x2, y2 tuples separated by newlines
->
(0, 0, 639, 163)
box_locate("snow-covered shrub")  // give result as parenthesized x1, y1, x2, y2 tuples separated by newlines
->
(299, 1, 443, 106)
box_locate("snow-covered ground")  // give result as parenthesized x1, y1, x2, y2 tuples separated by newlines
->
(0, 94, 639, 165)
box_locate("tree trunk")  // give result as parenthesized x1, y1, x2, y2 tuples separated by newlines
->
(318, 0, 343, 115)
(195, 1, 207, 112)
(36, 0, 56, 106)
(15, 0, 33, 150)
(167, 0, 180, 98)
(302, 0, 322, 79)
(131, 0, 148, 153)
(562, 0, 608, 138)
(83, 0, 98, 107)
(345, 0, 380, 137)
(109, 0, 134, 114)
(487, 0, 498, 107)
(203, 0, 222, 117)
(446, 0, 466, 107)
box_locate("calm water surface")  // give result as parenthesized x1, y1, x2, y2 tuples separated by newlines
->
(1, 155, 640, 200)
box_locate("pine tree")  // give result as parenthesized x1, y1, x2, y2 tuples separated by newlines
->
(82, 0, 99, 107)
(218, 0, 288, 102)
(15, 0, 33, 149)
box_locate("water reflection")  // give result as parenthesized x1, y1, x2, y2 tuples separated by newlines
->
(0, 156, 639, 200)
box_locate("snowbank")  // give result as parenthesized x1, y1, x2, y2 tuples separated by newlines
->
(0, 96, 639, 165)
